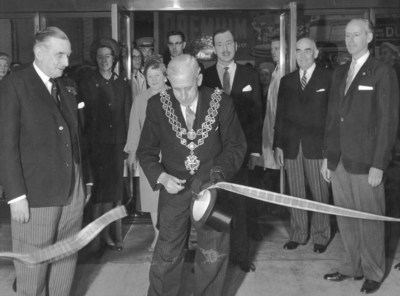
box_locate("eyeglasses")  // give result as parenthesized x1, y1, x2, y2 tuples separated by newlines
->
(168, 42, 183, 47)
(132, 55, 142, 60)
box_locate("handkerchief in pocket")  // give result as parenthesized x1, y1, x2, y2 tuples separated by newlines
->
(242, 85, 252, 92)
(316, 88, 325, 92)
(358, 85, 373, 91)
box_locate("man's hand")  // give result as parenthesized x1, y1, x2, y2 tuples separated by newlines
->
(158, 172, 186, 194)
(127, 153, 137, 171)
(10, 199, 30, 223)
(368, 167, 383, 187)
(85, 184, 92, 205)
(320, 158, 331, 183)
(274, 148, 284, 167)
(247, 155, 259, 170)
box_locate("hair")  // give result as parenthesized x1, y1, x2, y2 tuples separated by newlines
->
(167, 54, 200, 79)
(34, 27, 69, 50)
(0, 52, 10, 64)
(348, 18, 375, 35)
(132, 46, 144, 60)
(90, 37, 120, 67)
(212, 28, 235, 45)
(167, 30, 185, 42)
(144, 56, 167, 78)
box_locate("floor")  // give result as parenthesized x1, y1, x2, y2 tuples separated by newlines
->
(1, 202, 400, 296)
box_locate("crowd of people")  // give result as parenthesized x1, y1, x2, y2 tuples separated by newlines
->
(0, 17, 399, 296)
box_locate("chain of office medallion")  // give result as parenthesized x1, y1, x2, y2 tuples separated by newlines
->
(160, 88, 222, 151)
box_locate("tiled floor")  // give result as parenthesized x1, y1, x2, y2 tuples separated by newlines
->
(1, 202, 400, 296)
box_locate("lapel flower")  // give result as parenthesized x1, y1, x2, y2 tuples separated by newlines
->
(65, 86, 77, 96)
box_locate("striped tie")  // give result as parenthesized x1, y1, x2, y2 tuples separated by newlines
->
(301, 70, 307, 90)
(345, 60, 356, 94)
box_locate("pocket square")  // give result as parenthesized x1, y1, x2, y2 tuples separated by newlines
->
(242, 85, 252, 92)
(78, 102, 85, 109)
(316, 88, 325, 92)
(358, 85, 373, 91)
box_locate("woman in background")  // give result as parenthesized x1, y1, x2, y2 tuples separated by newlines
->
(79, 38, 131, 252)
(125, 57, 168, 251)
(0, 52, 10, 80)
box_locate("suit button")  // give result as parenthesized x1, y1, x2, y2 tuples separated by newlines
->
(109, 124, 113, 128)
(65, 162, 70, 167)
(340, 117, 344, 122)
(59, 126, 64, 131)
(108, 103, 111, 106)
(65, 143, 69, 147)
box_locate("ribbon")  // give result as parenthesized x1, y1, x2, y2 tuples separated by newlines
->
(0, 206, 127, 266)
(210, 182, 400, 222)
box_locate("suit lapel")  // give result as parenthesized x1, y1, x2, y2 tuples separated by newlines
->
(27, 66, 61, 115)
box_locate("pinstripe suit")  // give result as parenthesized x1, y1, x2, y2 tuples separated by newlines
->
(0, 64, 86, 296)
(137, 87, 246, 296)
(274, 64, 332, 245)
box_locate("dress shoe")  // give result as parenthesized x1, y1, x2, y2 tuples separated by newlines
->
(324, 272, 364, 282)
(283, 241, 305, 250)
(360, 279, 380, 294)
(230, 258, 256, 272)
(313, 244, 327, 254)
(12, 278, 17, 292)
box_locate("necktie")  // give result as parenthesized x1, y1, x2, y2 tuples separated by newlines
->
(345, 60, 356, 94)
(301, 70, 307, 90)
(223, 67, 231, 95)
(49, 78, 60, 106)
(185, 106, 195, 130)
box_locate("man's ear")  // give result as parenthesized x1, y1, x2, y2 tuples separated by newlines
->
(183, 42, 187, 50)
(197, 73, 203, 86)
(234, 42, 238, 52)
(34, 45, 43, 61)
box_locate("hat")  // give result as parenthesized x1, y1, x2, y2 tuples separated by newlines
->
(136, 37, 155, 48)
(380, 42, 400, 56)
(90, 38, 120, 64)
(0, 52, 10, 63)
(258, 62, 275, 73)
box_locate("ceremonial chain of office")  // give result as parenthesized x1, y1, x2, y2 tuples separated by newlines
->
(160, 88, 222, 174)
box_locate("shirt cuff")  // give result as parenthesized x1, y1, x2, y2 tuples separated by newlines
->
(8, 195, 27, 204)
(250, 153, 261, 157)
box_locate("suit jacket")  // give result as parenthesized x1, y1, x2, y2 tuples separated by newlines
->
(203, 63, 262, 158)
(324, 55, 399, 174)
(274, 65, 332, 159)
(137, 87, 246, 191)
(0, 64, 86, 207)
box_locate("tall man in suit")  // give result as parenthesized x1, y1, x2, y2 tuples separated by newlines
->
(321, 19, 399, 294)
(274, 37, 332, 253)
(0, 27, 87, 296)
(137, 54, 246, 296)
(202, 28, 262, 272)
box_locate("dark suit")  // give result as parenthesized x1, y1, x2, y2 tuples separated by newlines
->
(0, 64, 86, 295)
(203, 63, 262, 266)
(324, 55, 399, 281)
(274, 65, 331, 245)
(137, 87, 246, 296)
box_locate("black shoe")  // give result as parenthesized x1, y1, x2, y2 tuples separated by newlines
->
(395, 262, 400, 270)
(313, 244, 327, 254)
(283, 241, 305, 250)
(230, 258, 256, 272)
(324, 272, 364, 282)
(360, 279, 380, 294)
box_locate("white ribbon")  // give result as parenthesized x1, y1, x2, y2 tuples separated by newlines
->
(211, 182, 400, 222)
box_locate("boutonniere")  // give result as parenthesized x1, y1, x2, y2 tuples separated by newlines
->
(362, 68, 372, 77)
(66, 86, 77, 96)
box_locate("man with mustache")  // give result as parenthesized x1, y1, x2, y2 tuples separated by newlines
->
(203, 28, 262, 272)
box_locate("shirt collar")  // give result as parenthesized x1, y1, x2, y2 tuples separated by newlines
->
(353, 51, 370, 67)
(300, 62, 316, 77)
(33, 61, 51, 84)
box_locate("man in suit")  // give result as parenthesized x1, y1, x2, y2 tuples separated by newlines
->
(163, 30, 186, 66)
(274, 37, 332, 253)
(137, 54, 246, 296)
(202, 28, 262, 272)
(321, 19, 399, 294)
(0, 27, 87, 296)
